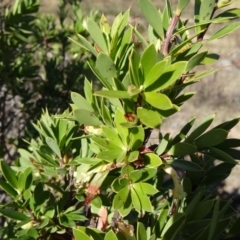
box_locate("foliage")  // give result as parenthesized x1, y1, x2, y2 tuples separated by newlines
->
(1, 0, 240, 239)
(0, 0, 98, 161)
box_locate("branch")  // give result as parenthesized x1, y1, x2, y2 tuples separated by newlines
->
(161, 15, 180, 56)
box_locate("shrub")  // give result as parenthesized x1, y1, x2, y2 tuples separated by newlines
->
(1, 0, 240, 239)
(0, 0, 97, 161)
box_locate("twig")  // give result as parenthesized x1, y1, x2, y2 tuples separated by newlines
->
(161, 15, 180, 56)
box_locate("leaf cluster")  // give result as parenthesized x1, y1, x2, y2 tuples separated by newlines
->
(1, 0, 240, 239)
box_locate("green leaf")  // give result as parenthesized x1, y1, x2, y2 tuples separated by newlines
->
(97, 148, 126, 162)
(216, 138, 240, 148)
(71, 92, 93, 111)
(0, 209, 30, 221)
(96, 53, 117, 82)
(141, 44, 157, 78)
(115, 109, 129, 146)
(146, 62, 187, 92)
(195, 129, 228, 148)
(190, 200, 214, 221)
(138, 182, 158, 195)
(168, 142, 197, 156)
(0, 179, 18, 198)
(173, 92, 195, 105)
(208, 147, 236, 163)
(131, 46, 142, 82)
(137, 107, 162, 128)
(171, 117, 196, 145)
(138, 0, 164, 39)
(131, 187, 141, 213)
(128, 126, 144, 150)
(214, 116, 240, 131)
(156, 133, 171, 155)
(161, 213, 185, 240)
(18, 167, 33, 192)
(185, 187, 204, 215)
(133, 183, 153, 212)
(227, 217, 240, 237)
(130, 168, 157, 183)
(0, 161, 18, 190)
(102, 126, 124, 148)
(75, 35, 98, 56)
(105, 230, 118, 240)
(137, 222, 147, 240)
(144, 153, 162, 168)
(201, 53, 219, 65)
(46, 137, 61, 159)
(128, 151, 139, 162)
(186, 114, 215, 143)
(208, 200, 219, 240)
(88, 61, 112, 90)
(143, 60, 168, 89)
(199, 0, 215, 23)
(169, 159, 202, 171)
(87, 18, 108, 54)
(176, 0, 190, 15)
(74, 109, 103, 126)
(113, 186, 130, 210)
(185, 51, 208, 72)
(73, 228, 92, 240)
(112, 178, 130, 192)
(144, 92, 173, 110)
(94, 90, 131, 99)
(208, 22, 240, 41)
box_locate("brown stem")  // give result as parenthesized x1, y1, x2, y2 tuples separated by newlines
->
(161, 15, 180, 56)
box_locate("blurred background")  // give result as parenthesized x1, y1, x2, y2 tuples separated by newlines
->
(1, 0, 240, 208)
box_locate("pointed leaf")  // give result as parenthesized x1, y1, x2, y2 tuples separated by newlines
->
(138, 0, 164, 39)
(133, 183, 153, 212)
(144, 153, 162, 168)
(0, 161, 18, 190)
(87, 18, 108, 54)
(138, 182, 158, 195)
(186, 114, 215, 143)
(94, 90, 131, 99)
(141, 44, 157, 78)
(137, 222, 147, 240)
(208, 22, 240, 41)
(156, 133, 171, 155)
(168, 142, 197, 156)
(169, 159, 202, 171)
(137, 107, 162, 128)
(208, 147, 237, 163)
(0, 179, 18, 198)
(131, 187, 141, 213)
(105, 230, 118, 240)
(0, 209, 30, 221)
(74, 35, 98, 56)
(113, 186, 130, 210)
(143, 60, 168, 89)
(46, 137, 61, 159)
(102, 126, 124, 148)
(146, 62, 187, 92)
(74, 109, 103, 126)
(195, 129, 228, 148)
(144, 92, 172, 110)
(73, 228, 92, 240)
(96, 53, 117, 82)
(176, 0, 191, 15)
(71, 92, 93, 111)
(186, 51, 208, 72)
(171, 117, 196, 145)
